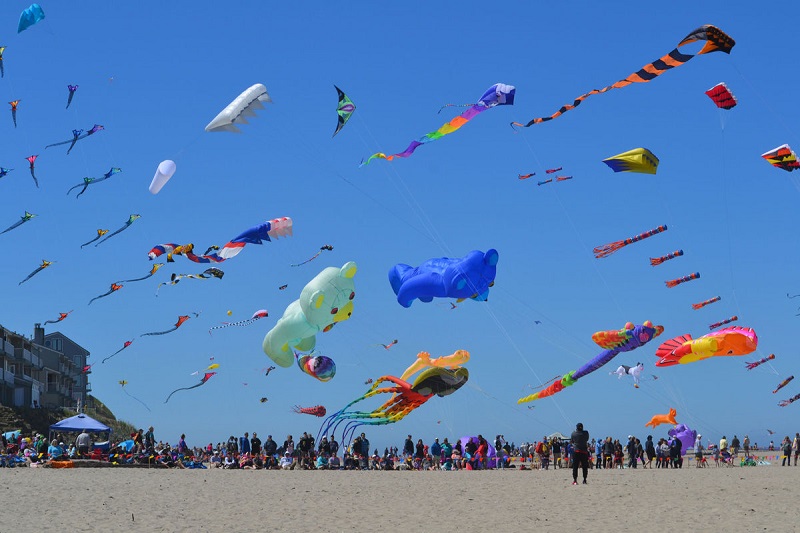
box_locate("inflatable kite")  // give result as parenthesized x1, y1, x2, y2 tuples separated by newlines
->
(745, 353, 775, 370)
(773, 376, 794, 394)
(141, 315, 191, 337)
(709, 315, 737, 330)
(291, 245, 333, 267)
(705, 82, 737, 109)
(761, 144, 800, 172)
(66, 85, 78, 109)
(594, 225, 667, 258)
(147, 243, 193, 262)
(293, 405, 327, 417)
(26, 155, 38, 187)
(149, 160, 176, 194)
(43, 311, 73, 325)
(518, 321, 664, 404)
(650, 250, 683, 266)
(333, 85, 355, 137)
(81, 229, 109, 248)
(102, 340, 133, 364)
(546, 167, 563, 174)
(88, 283, 123, 305)
(603, 148, 660, 174)
(518, 173, 534, 180)
(511, 25, 735, 127)
(399, 350, 470, 383)
(668, 423, 697, 456)
(296, 351, 336, 382)
(95, 214, 140, 247)
(18, 4, 45, 33)
(19, 259, 53, 285)
(263, 261, 357, 367)
(117, 263, 164, 284)
(665, 272, 700, 288)
(645, 407, 677, 428)
(779, 393, 800, 407)
(609, 362, 644, 388)
(389, 249, 499, 308)
(45, 125, 104, 155)
(361, 83, 515, 165)
(537, 178, 552, 186)
(208, 309, 268, 335)
(1, 211, 35, 235)
(156, 267, 224, 295)
(9, 100, 20, 128)
(66, 167, 121, 198)
(205, 84, 271, 133)
(692, 296, 721, 310)
(556, 176, 573, 182)
(654, 326, 757, 367)
(165, 372, 216, 403)
(118, 380, 150, 412)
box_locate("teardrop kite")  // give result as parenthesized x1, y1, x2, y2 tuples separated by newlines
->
(208, 309, 268, 335)
(705, 82, 737, 109)
(26, 155, 38, 187)
(360, 83, 515, 165)
(141, 315, 191, 337)
(9, 100, 20, 128)
(293, 405, 327, 417)
(761, 144, 800, 172)
(594, 225, 667, 258)
(709, 315, 737, 330)
(102, 340, 133, 364)
(165, 372, 216, 403)
(19, 259, 53, 285)
(692, 296, 721, 310)
(1, 211, 36, 235)
(510, 25, 735, 127)
(66, 168, 121, 198)
(95, 214, 140, 247)
(773, 376, 794, 394)
(603, 148, 659, 174)
(117, 263, 164, 284)
(43, 311, 73, 325)
(518, 321, 663, 404)
(118, 380, 150, 411)
(745, 353, 775, 370)
(45, 125, 104, 155)
(66, 85, 78, 109)
(291, 245, 333, 267)
(665, 272, 700, 288)
(654, 326, 757, 367)
(650, 250, 683, 266)
(333, 85, 356, 137)
(88, 283, 123, 305)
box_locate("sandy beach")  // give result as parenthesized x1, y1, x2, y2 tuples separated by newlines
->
(0, 453, 796, 532)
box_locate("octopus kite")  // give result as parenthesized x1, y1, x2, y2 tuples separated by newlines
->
(655, 326, 757, 367)
(518, 321, 664, 404)
(511, 25, 735, 127)
(102, 340, 133, 364)
(745, 353, 775, 370)
(333, 85, 356, 137)
(208, 309, 268, 334)
(66, 168, 122, 198)
(293, 405, 327, 417)
(45, 124, 104, 154)
(141, 315, 191, 337)
(291, 245, 333, 267)
(26, 155, 38, 187)
(594, 225, 667, 258)
(88, 283, 123, 305)
(165, 372, 216, 403)
(43, 311, 73, 325)
(1, 211, 36, 235)
(95, 214, 140, 247)
(19, 260, 53, 285)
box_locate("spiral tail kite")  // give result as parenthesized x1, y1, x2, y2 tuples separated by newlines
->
(665, 272, 700, 288)
(594, 225, 667, 258)
(692, 296, 721, 310)
(650, 250, 683, 266)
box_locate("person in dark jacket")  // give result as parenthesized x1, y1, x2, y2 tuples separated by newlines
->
(570, 422, 590, 485)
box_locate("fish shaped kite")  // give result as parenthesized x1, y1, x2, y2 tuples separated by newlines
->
(709, 315, 738, 330)
(141, 315, 191, 337)
(293, 405, 327, 417)
(45, 124, 104, 154)
(518, 321, 664, 404)
(66, 168, 121, 198)
(705, 82, 737, 109)
(666, 272, 700, 288)
(102, 340, 133, 364)
(511, 25, 735, 127)
(88, 283, 123, 305)
(80, 229, 109, 248)
(692, 296, 721, 310)
(745, 353, 775, 370)
(296, 351, 337, 382)
(19, 260, 53, 285)
(18, 4, 45, 33)
(43, 311, 73, 325)
(291, 244, 333, 267)
(95, 214, 140, 247)
(518, 173, 535, 180)
(118, 380, 150, 411)
(361, 83, 515, 166)
(773, 376, 794, 394)
(761, 144, 800, 172)
(156, 267, 224, 295)
(650, 250, 683, 266)
(9, 100, 20, 128)
(654, 326, 757, 367)
(165, 372, 216, 403)
(208, 309, 268, 335)
(66, 85, 78, 109)
(26, 155, 38, 187)
(779, 393, 800, 407)
(603, 148, 660, 174)
(1, 211, 36, 235)
(594, 225, 667, 258)
(333, 85, 356, 137)
(117, 263, 164, 284)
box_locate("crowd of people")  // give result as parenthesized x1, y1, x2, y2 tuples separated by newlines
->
(2, 425, 800, 471)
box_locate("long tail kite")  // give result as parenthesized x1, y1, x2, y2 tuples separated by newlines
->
(291, 244, 333, 267)
(95, 214, 140, 247)
(81, 229, 109, 248)
(165, 372, 216, 403)
(19, 260, 53, 285)
(773, 376, 794, 394)
(594, 225, 667, 258)
(26, 155, 38, 187)
(692, 296, 721, 310)
(9, 100, 19, 128)
(119, 380, 151, 411)
(66, 85, 78, 109)
(0, 168, 12, 178)
(665, 272, 700, 288)
(156, 267, 224, 295)
(745, 353, 775, 370)
(88, 283, 123, 305)
(650, 250, 683, 266)
(117, 263, 164, 284)
(66, 168, 121, 198)
(511, 25, 735, 128)
(43, 310, 73, 325)
(779, 393, 800, 407)
(45, 124, 104, 154)
(1, 211, 35, 235)
(360, 83, 515, 166)
(208, 309, 268, 335)
(141, 315, 191, 337)
(102, 340, 133, 364)
(709, 315, 737, 330)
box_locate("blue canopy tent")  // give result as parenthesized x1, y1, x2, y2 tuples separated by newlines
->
(48, 413, 111, 446)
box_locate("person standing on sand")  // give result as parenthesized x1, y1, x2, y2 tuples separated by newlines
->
(743, 435, 750, 458)
(793, 433, 800, 466)
(782, 437, 792, 466)
(570, 422, 590, 485)
(644, 435, 655, 468)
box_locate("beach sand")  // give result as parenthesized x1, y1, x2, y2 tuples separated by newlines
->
(1, 454, 796, 532)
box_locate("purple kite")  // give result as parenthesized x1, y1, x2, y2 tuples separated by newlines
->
(66, 85, 78, 109)
(45, 124, 104, 154)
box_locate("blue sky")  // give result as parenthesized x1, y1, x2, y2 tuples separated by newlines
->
(3, 1, 799, 450)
